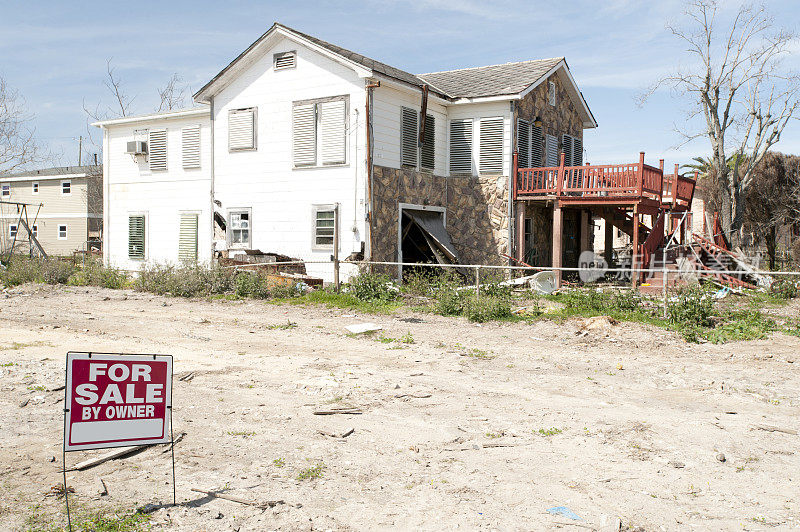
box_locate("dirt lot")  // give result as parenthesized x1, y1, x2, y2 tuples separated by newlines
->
(1, 284, 799, 531)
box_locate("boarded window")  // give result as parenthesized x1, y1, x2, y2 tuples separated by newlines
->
(181, 125, 201, 169)
(548, 81, 556, 106)
(313, 206, 336, 248)
(293, 103, 316, 166)
(545, 134, 558, 167)
(420, 114, 435, 170)
(128, 216, 145, 259)
(517, 119, 530, 168)
(479, 117, 504, 174)
(229, 211, 250, 246)
(274, 51, 296, 70)
(178, 213, 198, 263)
(320, 99, 346, 165)
(449, 119, 472, 174)
(229, 108, 256, 151)
(401, 107, 418, 167)
(561, 134, 573, 166)
(531, 125, 543, 167)
(148, 130, 167, 171)
(572, 136, 583, 166)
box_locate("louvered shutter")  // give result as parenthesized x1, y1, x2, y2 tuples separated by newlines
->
(449, 119, 472, 174)
(531, 125, 543, 167)
(320, 100, 346, 165)
(181, 125, 200, 169)
(128, 215, 145, 260)
(401, 107, 418, 167)
(561, 134, 573, 166)
(517, 119, 530, 168)
(479, 117, 504, 174)
(229, 108, 255, 151)
(420, 114, 435, 170)
(545, 134, 558, 166)
(274, 51, 296, 70)
(148, 130, 167, 171)
(572, 136, 583, 166)
(178, 213, 198, 263)
(293, 103, 316, 166)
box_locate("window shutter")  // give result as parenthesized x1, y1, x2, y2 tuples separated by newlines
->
(178, 213, 198, 263)
(420, 114, 435, 170)
(517, 119, 530, 168)
(545, 134, 558, 166)
(531, 125, 543, 167)
(292, 103, 316, 166)
(320, 100, 346, 165)
(128, 215, 145, 260)
(229, 108, 255, 151)
(449, 119, 473, 174)
(401, 107, 418, 167)
(181, 125, 201, 169)
(479, 117, 503, 174)
(148, 130, 167, 171)
(572, 136, 583, 166)
(561, 134, 573, 166)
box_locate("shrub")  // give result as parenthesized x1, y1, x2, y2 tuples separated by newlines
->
(435, 288, 464, 316)
(403, 268, 460, 297)
(134, 264, 175, 295)
(234, 271, 271, 299)
(668, 286, 715, 328)
(462, 292, 512, 322)
(347, 272, 398, 302)
(40, 259, 77, 284)
(769, 279, 799, 300)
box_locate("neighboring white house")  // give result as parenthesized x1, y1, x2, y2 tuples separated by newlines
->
(95, 22, 596, 281)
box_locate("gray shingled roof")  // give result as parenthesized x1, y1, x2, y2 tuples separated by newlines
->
(417, 58, 564, 99)
(0, 165, 101, 178)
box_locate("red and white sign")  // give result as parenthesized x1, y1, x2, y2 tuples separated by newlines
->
(64, 352, 172, 451)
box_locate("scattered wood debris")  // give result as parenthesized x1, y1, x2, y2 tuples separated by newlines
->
(317, 427, 355, 438)
(394, 392, 432, 399)
(752, 423, 797, 435)
(72, 445, 146, 471)
(313, 407, 362, 415)
(179, 372, 196, 382)
(191, 488, 286, 510)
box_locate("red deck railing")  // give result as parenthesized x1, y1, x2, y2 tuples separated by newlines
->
(661, 168, 697, 211)
(514, 152, 668, 205)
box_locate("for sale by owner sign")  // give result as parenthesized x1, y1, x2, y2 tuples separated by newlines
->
(64, 352, 172, 451)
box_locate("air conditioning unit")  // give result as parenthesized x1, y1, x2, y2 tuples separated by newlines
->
(126, 141, 147, 155)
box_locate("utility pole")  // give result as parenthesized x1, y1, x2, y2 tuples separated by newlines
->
(77, 136, 83, 166)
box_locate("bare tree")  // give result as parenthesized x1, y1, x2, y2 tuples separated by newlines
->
(0, 76, 42, 174)
(156, 73, 188, 112)
(643, 1, 799, 242)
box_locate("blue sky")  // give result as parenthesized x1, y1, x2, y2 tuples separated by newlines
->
(1, 0, 798, 170)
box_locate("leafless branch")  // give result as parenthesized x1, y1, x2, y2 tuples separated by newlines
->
(0, 76, 43, 173)
(156, 73, 189, 112)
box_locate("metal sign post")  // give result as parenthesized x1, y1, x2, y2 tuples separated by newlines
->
(62, 352, 175, 531)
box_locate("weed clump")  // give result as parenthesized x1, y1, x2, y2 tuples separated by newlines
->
(346, 271, 398, 302)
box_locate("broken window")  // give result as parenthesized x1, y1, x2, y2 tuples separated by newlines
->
(229, 211, 251, 247)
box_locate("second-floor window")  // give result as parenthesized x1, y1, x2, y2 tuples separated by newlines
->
(229, 108, 257, 151)
(32, 182, 39, 194)
(292, 97, 347, 168)
(478, 117, 503, 175)
(1, 183, 9, 196)
(401, 109, 436, 172)
(62, 180, 71, 195)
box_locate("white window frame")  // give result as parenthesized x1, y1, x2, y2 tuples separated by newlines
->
(228, 108, 257, 152)
(181, 125, 201, 170)
(227, 208, 252, 249)
(9, 224, 17, 238)
(1, 183, 9, 197)
(478, 116, 504, 175)
(61, 180, 71, 196)
(178, 211, 200, 263)
(311, 204, 337, 251)
(32, 224, 38, 238)
(32, 182, 39, 195)
(127, 213, 147, 260)
(148, 129, 168, 171)
(292, 96, 349, 169)
(448, 118, 474, 176)
(58, 224, 68, 240)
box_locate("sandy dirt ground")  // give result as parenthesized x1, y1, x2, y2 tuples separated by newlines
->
(1, 284, 799, 531)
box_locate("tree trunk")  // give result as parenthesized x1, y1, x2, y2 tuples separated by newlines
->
(766, 226, 777, 271)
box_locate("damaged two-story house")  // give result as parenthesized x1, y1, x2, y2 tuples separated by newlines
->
(95, 22, 600, 282)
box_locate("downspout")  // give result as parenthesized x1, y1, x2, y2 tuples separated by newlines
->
(209, 98, 215, 264)
(365, 80, 380, 263)
(508, 101, 515, 268)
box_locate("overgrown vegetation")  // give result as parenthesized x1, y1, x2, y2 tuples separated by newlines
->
(25, 503, 148, 532)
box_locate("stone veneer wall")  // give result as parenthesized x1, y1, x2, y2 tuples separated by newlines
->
(371, 165, 509, 268)
(514, 72, 584, 156)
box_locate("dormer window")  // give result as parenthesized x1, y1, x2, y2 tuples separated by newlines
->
(274, 51, 296, 71)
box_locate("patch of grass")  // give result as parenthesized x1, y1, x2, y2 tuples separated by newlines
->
(266, 320, 298, 330)
(459, 346, 495, 360)
(227, 430, 256, 437)
(25, 503, 149, 532)
(400, 332, 415, 344)
(535, 427, 563, 437)
(272, 458, 285, 468)
(286, 289, 401, 314)
(0, 361, 15, 367)
(27, 385, 46, 392)
(485, 431, 504, 439)
(296, 462, 325, 480)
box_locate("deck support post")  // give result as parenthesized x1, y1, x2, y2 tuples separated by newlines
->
(515, 201, 525, 264)
(604, 209, 614, 265)
(580, 209, 590, 254)
(631, 204, 639, 288)
(552, 202, 563, 288)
